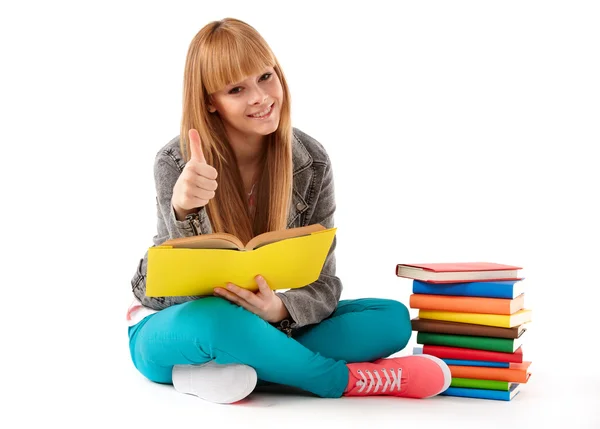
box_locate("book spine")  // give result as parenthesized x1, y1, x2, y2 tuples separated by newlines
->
(410, 294, 513, 314)
(442, 359, 510, 368)
(422, 345, 523, 363)
(411, 319, 524, 339)
(448, 365, 530, 383)
(418, 310, 511, 328)
(417, 332, 515, 353)
(450, 377, 510, 391)
(413, 280, 516, 299)
(440, 386, 512, 401)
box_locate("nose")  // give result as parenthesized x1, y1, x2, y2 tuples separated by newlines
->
(248, 85, 268, 106)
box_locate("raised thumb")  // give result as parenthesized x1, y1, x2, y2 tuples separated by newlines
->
(189, 128, 206, 163)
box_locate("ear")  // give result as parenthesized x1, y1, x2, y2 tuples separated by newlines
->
(207, 96, 217, 113)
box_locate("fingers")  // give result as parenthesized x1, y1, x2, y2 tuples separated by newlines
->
(213, 286, 261, 313)
(194, 163, 218, 181)
(192, 175, 218, 192)
(182, 178, 213, 198)
(188, 129, 207, 164)
(187, 151, 218, 180)
(224, 283, 263, 307)
(255, 275, 273, 295)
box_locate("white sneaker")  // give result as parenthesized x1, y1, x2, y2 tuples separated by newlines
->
(172, 361, 257, 404)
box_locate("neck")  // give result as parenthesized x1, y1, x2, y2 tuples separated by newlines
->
(225, 128, 267, 170)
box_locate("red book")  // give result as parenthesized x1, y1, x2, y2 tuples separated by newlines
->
(396, 262, 523, 283)
(420, 344, 524, 363)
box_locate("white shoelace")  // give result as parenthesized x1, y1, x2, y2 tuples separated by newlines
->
(355, 368, 402, 393)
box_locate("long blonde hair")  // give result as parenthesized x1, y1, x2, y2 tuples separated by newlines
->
(179, 18, 293, 244)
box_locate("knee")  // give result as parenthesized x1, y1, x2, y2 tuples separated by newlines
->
(380, 299, 412, 351)
(175, 297, 261, 342)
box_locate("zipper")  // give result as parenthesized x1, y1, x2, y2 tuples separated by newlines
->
(278, 319, 293, 337)
(185, 212, 200, 235)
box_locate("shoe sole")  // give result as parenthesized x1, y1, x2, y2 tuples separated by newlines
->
(172, 364, 258, 404)
(221, 365, 258, 404)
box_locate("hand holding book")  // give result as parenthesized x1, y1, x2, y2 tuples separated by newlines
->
(213, 275, 290, 323)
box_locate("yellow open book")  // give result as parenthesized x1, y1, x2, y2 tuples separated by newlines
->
(146, 223, 337, 297)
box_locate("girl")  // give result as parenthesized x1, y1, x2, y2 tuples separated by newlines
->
(127, 18, 450, 404)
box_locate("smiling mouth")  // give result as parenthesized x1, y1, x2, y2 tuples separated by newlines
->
(248, 103, 274, 119)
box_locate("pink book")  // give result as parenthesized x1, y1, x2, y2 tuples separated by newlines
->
(396, 262, 523, 283)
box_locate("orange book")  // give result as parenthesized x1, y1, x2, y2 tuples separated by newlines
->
(409, 293, 525, 315)
(448, 362, 532, 383)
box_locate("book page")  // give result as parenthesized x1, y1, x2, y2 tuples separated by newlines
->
(162, 233, 244, 249)
(245, 223, 326, 250)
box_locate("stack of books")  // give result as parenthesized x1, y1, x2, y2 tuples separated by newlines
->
(396, 262, 532, 401)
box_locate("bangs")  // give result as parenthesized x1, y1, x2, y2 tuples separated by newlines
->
(201, 29, 275, 94)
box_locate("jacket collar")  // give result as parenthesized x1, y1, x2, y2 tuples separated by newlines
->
(292, 132, 312, 175)
(287, 132, 312, 226)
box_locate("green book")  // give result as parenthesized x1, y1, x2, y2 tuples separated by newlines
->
(450, 377, 513, 391)
(416, 331, 522, 353)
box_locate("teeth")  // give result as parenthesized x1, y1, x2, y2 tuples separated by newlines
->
(250, 105, 272, 118)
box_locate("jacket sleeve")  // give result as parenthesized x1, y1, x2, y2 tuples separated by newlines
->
(131, 154, 213, 310)
(276, 155, 343, 329)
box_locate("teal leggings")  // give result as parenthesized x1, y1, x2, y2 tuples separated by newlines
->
(128, 297, 411, 398)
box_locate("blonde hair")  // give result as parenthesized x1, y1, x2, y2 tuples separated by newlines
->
(179, 18, 293, 244)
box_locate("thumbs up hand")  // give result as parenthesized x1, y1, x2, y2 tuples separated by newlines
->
(189, 128, 208, 164)
(172, 129, 219, 219)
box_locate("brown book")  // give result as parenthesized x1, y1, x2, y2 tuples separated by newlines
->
(411, 317, 526, 339)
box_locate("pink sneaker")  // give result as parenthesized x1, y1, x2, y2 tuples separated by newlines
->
(344, 354, 451, 399)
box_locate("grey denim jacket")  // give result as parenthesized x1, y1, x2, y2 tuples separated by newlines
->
(131, 127, 343, 331)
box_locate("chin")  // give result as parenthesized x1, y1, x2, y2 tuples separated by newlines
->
(254, 121, 279, 136)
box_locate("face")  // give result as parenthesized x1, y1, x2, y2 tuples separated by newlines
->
(207, 67, 283, 139)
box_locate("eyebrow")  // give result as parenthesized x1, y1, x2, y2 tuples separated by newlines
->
(226, 69, 273, 88)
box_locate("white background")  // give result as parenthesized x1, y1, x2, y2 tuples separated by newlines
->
(1, 1, 599, 428)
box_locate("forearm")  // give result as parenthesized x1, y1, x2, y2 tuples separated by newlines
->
(276, 235, 342, 328)
(277, 274, 342, 328)
(131, 252, 201, 310)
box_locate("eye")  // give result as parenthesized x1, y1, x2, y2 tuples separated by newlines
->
(227, 73, 272, 95)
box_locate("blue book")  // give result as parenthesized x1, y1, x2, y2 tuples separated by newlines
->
(442, 359, 510, 368)
(412, 279, 524, 299)
(441, 383, 521, 401)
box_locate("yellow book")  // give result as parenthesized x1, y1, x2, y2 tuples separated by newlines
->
(418, 309, 532, 328)
(146, 223, 336, 297)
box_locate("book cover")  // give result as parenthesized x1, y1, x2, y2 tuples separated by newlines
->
(411, 317, 526, 339)
(448, 362, 532, 383)
(441, 384, 521, 401)
(146, 225, 336, 297)
(441, 359, 510, 368)
(409, 293, 525, 315)
(415, 344, 524, 363)
(450, 377, 514, 391)
(418, 309, 532, 328)
(396, 262, 522, 283)
(416, 331, 523, 353)
(412, 279, 524, 299)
